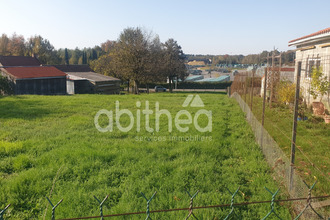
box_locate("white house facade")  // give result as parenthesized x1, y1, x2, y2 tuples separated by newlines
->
(289, 27, 330, 109)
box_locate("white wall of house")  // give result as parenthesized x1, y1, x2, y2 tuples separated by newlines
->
(294, 44, 330, 109)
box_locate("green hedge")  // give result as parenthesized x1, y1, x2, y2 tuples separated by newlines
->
(142, 81, 232, 90)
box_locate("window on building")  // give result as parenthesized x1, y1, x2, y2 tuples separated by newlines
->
(306, 57, 321, 78)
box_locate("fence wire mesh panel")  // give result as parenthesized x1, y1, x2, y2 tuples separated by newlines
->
(2, 192, 329, 219)
(230, 60, 330, 217)
(231, 91, 329, 219)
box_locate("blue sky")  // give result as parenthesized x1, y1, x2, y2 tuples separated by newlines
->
(1, 0, 330, 55)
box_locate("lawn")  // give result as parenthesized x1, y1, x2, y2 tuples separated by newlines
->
(246, 96, 330, 197)
(0, 93, 291, 219)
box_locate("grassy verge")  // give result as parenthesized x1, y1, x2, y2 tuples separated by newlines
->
(0, 93, 291, 219)
(246, 96, 330, 196)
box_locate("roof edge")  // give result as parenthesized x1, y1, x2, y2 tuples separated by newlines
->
(289, 27, 330, 45)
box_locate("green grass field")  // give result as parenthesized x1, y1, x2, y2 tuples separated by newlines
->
(0, 93, 291, 219)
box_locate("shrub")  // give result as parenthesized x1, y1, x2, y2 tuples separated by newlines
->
(0, 74, 13, 95)
(276, 80, 296, 105)
(310, 67, 330, 102)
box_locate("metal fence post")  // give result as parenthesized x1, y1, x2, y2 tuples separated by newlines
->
(94, 195, 109, 220)
(0, 204, 10, 220)
(290, 61, 302, 192)
(46, 197, 63, 220)
(141, 191, 157, 220)
(260, 68, 268, 148)
(250, 69, 255, 111)
(244, 73, 247, 103)
(269, 51, 275, 109)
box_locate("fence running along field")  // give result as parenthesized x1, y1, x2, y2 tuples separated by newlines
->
(229, 66, 330, 219)
(1, 185, 329, 220)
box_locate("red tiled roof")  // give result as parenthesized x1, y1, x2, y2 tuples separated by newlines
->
(3, 66, 67, 79)
(280, 67, 295, 72)
(289, 27, 330, 44)
(0, 56, 41, 66)
(264, 67, 295, 72)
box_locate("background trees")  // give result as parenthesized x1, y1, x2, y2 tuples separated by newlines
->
(8, 33, 25, 56)
(0, 32, 296, 68)
(0, 33, 103, 65)
(162, 38, 187, 92)
(144, 35, 167, 91)
(91, 28, 187, 94)
(25, 35, 59, 64)
(113, 27, 151, 94)
(186, 50, 295, 66)
(0, 33, 25, 56)
(0, 30, 295, 95)
(64, 48, 69, 65)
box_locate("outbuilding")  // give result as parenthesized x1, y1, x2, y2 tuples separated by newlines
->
(1, 66, 67, 95)
(54, 65, 121, 94)
(0, 55, 41, 67)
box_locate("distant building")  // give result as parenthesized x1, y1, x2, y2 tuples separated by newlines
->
(0, 56, 67, 95)
(1, 66, 67, 95)
(279, 67, 296, 82)
(0, 55, 41, 67)
(187, 60, 206, 66)
(185, 75, 204, 82)
(54, 65, 121, 94)
(289, 27, 330, 108)
(196, 75, 230, 82)
(260, 67, 295, 97)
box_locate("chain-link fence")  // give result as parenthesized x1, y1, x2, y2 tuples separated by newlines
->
(1, 188, 329, 220)
(232, 92, 311, 217)
(230, 65, 329, 218)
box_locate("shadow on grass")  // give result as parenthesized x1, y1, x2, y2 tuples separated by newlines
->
(0, 96, 51, 120)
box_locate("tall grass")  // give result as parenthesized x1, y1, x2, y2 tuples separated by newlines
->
(0, 94, 291, 219)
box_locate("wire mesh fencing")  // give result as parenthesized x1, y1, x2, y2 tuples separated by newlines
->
(1, 185, 329, 220)
(230, 62, 329, 179)
(232, 92, 310, 216)
(229, 63, 329, 218)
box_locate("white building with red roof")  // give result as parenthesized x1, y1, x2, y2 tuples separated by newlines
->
(289, 27, 330, 108)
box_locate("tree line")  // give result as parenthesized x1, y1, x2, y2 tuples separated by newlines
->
(0, 33, 103, 65)
(0, 30, 295, 95)
(186, 50, 295, 66)
(1, 33, 296, 68)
